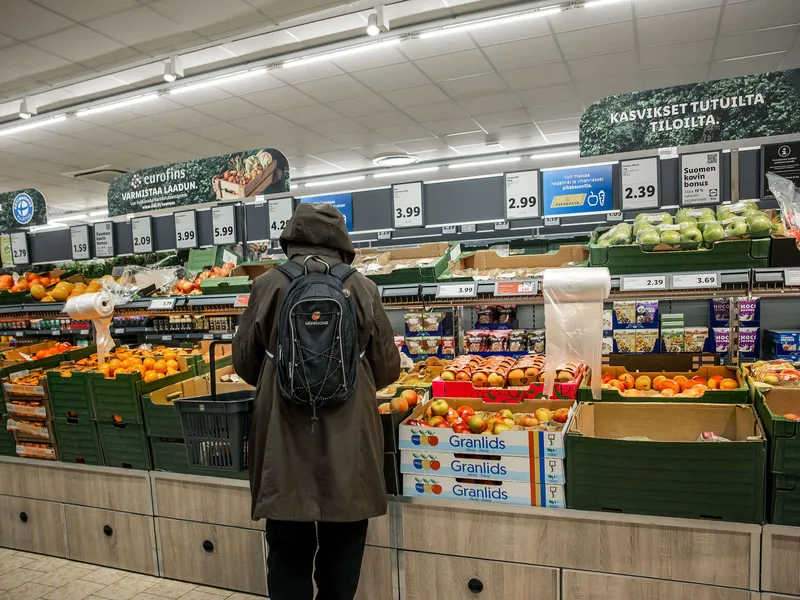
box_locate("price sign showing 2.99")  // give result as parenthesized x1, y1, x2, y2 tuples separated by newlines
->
(505, 170, 540, 220)
(392, 182, 424, 228)
(212, 204, 237, 245)
(131, 216, 153, 254)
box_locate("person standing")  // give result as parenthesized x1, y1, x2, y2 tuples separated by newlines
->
(233, 202, 401, 600)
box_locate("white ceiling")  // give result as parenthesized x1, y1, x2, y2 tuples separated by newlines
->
(0, 0, 799, 215)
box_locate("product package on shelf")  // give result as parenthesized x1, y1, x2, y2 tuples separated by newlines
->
(767, 173, 800, 267)
(441, 244, 587, 281)
(710, 297, 761, 359)
(353, 242, 455, 285)
(764, 331, 800, 361)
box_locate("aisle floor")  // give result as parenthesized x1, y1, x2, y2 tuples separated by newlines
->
(0, 548, 262, 600)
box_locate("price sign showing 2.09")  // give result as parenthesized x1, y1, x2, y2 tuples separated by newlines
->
(131, 216, 153, 254)
(620, 158, 659, 210)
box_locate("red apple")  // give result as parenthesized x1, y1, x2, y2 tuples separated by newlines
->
(456, 406, 475, 419)
(389, 397, 409, 413)
(467, 415, 487, 434)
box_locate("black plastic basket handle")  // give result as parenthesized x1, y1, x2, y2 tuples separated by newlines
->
(208, 340, 232, 402)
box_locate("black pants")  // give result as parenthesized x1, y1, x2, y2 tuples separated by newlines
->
(265, 519, 368, 600)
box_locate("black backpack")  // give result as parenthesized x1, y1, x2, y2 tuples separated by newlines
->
(272, 256, 360, 428)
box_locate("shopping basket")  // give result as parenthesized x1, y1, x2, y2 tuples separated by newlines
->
(174, 342, 254, 471)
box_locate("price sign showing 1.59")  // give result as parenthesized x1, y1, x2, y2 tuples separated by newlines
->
(437, 282, 478, 299)
(70, 225, 91, 261)
(174, 210, 198, 249)
(621, 275, 667, 292)
(131, 216, 153, 254)
(672, 272, 720, 290)
(212, 204, 237, 245)
(9, 232, 29, 266)
(392, 182, 424, 228)
(504, 170, 540, 220)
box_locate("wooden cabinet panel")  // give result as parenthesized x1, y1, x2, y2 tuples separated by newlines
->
(151, 475, 262, 530)
(157, 517, 267, 595)
(367, 513, 391, 547)
(404, 551, 558, 600)
(0, 495, 67, 557)
(764, 526, 800, 596)
(563, 570, 755, 600)
(402, 503, 758, 589)
(355, 546, 395, 600)
(64, 504, 157, 575)
(0, 458, 151, 514)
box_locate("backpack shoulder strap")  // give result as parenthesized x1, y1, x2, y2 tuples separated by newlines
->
(330, 263, 356, 282)
(275, 260, 305, 281)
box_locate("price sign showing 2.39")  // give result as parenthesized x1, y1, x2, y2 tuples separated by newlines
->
(505, 170, 540, 220)
(620, 158, 659, 210)
(392, 182, 424, 228)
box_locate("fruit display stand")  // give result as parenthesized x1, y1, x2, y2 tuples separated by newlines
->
(353, 242, 455, 285)
(438, 244, 588, 281)
(566, 402, 766, 523)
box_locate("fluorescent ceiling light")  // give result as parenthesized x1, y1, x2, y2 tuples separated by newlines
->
(32, 222, 66, 232)
(303, 176, 366, 188)
(419, 7, 560, 38)
(530, 150, 581, 160)
(373, 166, 439, 179)
(169, 68, 267, 94)
(89, 209, 108, 217)
(0, 115, 66, 136)
(19, 96, 36, 119)
(449, 157, 522, 169)
(58, 213, 88, 222)
(76, 93, 159, 116)
(584, 0, 625, 7)
(283, 38, 401, 68)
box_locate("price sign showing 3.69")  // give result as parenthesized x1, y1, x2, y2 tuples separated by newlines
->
(392, 182, 424, 228)
(505, 170, 540, 220)
(212, 204, 237, 245)
(131, 216, 153, 254)
(672, 272, 720, 290)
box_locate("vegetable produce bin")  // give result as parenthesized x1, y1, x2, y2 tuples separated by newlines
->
(53, 416, 103, 465)
(199, 276, 251, 295)
(588, 235, 770, 275)
(771, 473, 800, 525)
(769, 235, 800, 267)
(440, 244, 588, 281)
(187, 246, 241, 272)
(566, 402, 766, 523)
(149, 437, 247, 480)
(46, 370, 94, 420)
(0, 414, 15, 456)
(353, 242, 454, 285)
(753, 385, 800, 476)
(97, 421, 151, 470)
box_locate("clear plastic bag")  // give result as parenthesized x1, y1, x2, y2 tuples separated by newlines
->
(767, 172, 800, 242)
(596, 223, 632, 246)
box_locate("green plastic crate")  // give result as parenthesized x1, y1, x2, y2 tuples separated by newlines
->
(187, 247, 241, 272)
(141, 394, 183, 439)
(771, 473, 800, 526)
(53, 417, 102, 465)
(753, 384, 800, 476)
(46, 370, 94, 420)
(199, 276, 251, 295)
(0, 414, 15, 456)
(357, 242, 455, 285)
(97, 421, 151, 470)
(566, 402, 766, 523)
(149, 437, 247, 480)
(0, 290, 29, 305)
(588, 230, 770, 275)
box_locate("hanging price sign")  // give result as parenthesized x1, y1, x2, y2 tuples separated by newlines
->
(212, 204, 237, 245)
(621, 158, 659, 210)
(392, 182, 424, 228)
(9, 232, 29, 265)
(268, 197, 293, 240)
(131, 216, 153, 253)
(174, 210, 198, 249)
(671, 272, 720, 289)
(437, 282, 478, 298)
(94, 222, 115, 258)
(70, 225, 90, 260)
(504, 170, 540, 220)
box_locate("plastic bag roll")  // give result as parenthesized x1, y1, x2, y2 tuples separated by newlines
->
(542, 267, 610, 401)
(64, 292, 115, 364)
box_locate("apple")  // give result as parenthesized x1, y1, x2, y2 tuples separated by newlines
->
(493, 423, 511, 434)
(677, 215, 697, 228)
(703, 222, 726, 247)
(680, 227, 703, 244)
(496, 409, 514, 420)
(378, 403, 391, 414)
(719, 378, 739, 390)
(658, 212, 674, 225)
(487, 372, 505, 387)
(634, 375, 651, 391)
(724, 217, 748, 237)
(637, 230, 661, 246)
(445, 408, 459, 424)
(456, 406, 475, 419)
(502, 417, 516, 428)
(652, 375, 667, 391)
(534, 408, 552, 423)
(696, 214, 716, 231)
(389, 397, 409, 413)
(427, 416, 445, 427)
(400, 389, 419, 407)
(519, 415, 539, 427)
(607, 379, 625, 393)
(660, 229, 681, 244)
(552, 409, 569, 424)
(452, 423, 470, 434)
(431, 399, 450, 417)
(746, 213, 772, 238)
(467, 415, 487, 434)
(441, 370, 456, 381)
(618, 373, 635, 390)
(601, 373, 614, 384)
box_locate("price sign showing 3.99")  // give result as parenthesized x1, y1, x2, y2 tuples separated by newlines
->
(174, 210, 198, 249)
(620, 158, 659, 210)
(505, 170, 540, 220)
(131, 216, 153, 254)
(212, 204, 237, 245)
(392, 182, 424, 228)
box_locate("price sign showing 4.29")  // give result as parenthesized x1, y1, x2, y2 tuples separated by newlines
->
(268, 197, 293, 240)
(505, 170, 540, 220)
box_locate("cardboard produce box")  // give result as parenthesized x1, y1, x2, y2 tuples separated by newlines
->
(441, 244, 587, 281)
(400, 449, 565, 484)
(398, 397, 575, 458)
(432, 365, 584, 402)
(566, 402, 766, 523)
(753, 384, 800, 476)
(353, 242, 454, 285)
(402, 473, 565, 507)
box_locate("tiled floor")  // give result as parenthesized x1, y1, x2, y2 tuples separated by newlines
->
(0, 548, 263, 600)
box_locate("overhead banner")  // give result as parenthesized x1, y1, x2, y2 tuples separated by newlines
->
(542, 164, 614, 216)
(580, 69, 800, 156)
(0, 189, 47, 230)
(300, 193, 353, 231)
(107, 148, 289, 216)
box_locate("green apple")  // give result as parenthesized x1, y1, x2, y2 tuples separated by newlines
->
(741, 200, 759, 213)
(633, 222, 656, 236)
(716, 206, 733, 221)
(634, 212, 653, 223)
(676, 213, 697, 226)
(637, 230, 661, 245)
(724, 217, 748, 237)
(658, 212, 674, 225)
(699, 207, 716, 219)
(608, 232, 631, 245)
(703, 222, 726, 247)
(746, 213, 773, 238)
(678, 219, 699, 231)
(696, 214, 716, 231)
(681, 227, 703, 243)
(660, 229, 681, 244)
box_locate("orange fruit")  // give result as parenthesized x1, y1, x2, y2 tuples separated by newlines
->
(156, 372, 165, 379)
(166, 368, 178, 376)
(162, 349, 177, 361)
(165, 359, 179, 371)
(153, 359, 167, 373)
(143, 357, 156, 369)
(108, 358, 121, 370)
(144, 370, 159, 383)
(97, 363, 110, 375)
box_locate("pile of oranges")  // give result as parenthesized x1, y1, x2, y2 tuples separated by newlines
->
(97, 348, 186, 380)
(33, 342, 73, 360)
(0, 272, 61, 294)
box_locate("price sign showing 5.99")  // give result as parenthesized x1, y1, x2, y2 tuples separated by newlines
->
(131, 216, 153, 254)
(392, 182, 424, 228)
(212, 204, 237, 245)
(505, 170, 540, 220)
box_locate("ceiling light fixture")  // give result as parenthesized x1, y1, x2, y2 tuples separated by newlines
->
(366, 5, 389, 36)
(372, 152, 419, 167)
(89, 209, 109, 217)
(373, 166, 439, 179)
(304, 175, 366, 188)
(419, 6, 561, 38)
(169, 68, 267, 94)
(584, 0, 625, 7)
(57, 213, 89, 222)
(163, 56, 184, 82)
(76, 93, 159, 117)
(448, 156, 522, 169)
(283, 38, 401, 68)
(530, 150, 581, 160)
(0, 115, 67, 136)
(19, 96, 36, 119)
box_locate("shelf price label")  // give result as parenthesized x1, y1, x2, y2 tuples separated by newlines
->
(504, 170, 540, 220)
(543, 217, 560, 227)
(9, 232, 29, 266)
(234, 295, 250, 308)
(212, 204, 237, 245)
(495, 280, 538, 296)
(131, 216, 153, 254)
(442, 225, 456, 235)
(461, 224, 476, 234)
(377, 230, 391, 240)
(494, 221, 510, 231)
(621, 158, 659, 210)
(436, 282, 478, 299)
(671, 272, 720, 290)
(606, 211, 623, 222)
(621, 275, 667, 292)
(392, 182, 424, 228)
(785, 269, 800, 287)
(94, 222, 115, 258)
(70, 225, 91, 260)
(149, 297, 176, 310)
(268, 197, 293, 240)
(174, 210, 198, 249)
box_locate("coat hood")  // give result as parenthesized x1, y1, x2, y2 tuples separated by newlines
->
(279, 202, 355, 264)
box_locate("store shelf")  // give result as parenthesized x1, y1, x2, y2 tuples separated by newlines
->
(145, 332, 234, 342)
(752, 268, 800, 298)
(111, 327, 155, 335)
(4, 329, 90, 337)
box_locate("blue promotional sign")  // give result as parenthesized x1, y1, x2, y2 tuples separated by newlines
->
(300, 193, 353, 231)
(542, 164, 614, 216)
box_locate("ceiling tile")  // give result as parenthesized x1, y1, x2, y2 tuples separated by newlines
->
(291, 139, 346, 154)
(466, 17, 551, 46)
(230, 113, 297, 132)
(720, 0, 800, 35)
(355, 111, 416, 130)
(536, 118, 580, 136)
(278, 104, 342, 124)
(639, 39, 715, 71)
(295, 74, 372, 102)
(69, 127, 138, 146)
(116, 97, 185, 118)
(149, 0, 260, 32)
(351, 63, 430, 92)
(215, 73, 286, 96)
(309, 149, 366, 166)
(327, 94, 397, 118)
(381, 84, 451, 108)
(549, 1, 632, 32)
(242, 87, 318, 112)
(713, 25, 799, 60)
(288, 13, 363, 41)
(527, 101, 584, 122)
(500, 62, 571, 91)
(255, 126, 322, 145)
(414, 49, 494, 81)
(518, 84, 583, 110)
(708, 53, 784, 79)
(395, 137, 448, 153)
(444, 131, 486, 147)
(402, 103, 467, 122)
(637, 7, 722, 46)
(458, 92, 522, 116)
(271, 61, 343, 85)
(330, 46, 408, 72)
(192, 122, 252, 141)
(475, 109, 532, 132)
(568, 50, 639, 81)
(306, 119, 368, 137)
(557, 21, 635, 59)
(192, 97, 266, 120)
(545, 131, 580, 144)
(106, 117, 180, 138)
(221, 31, 296, 57)
(148, 131, 214, 151)
(438, 73, 508, 99)
(0, 44, 71, 76)
(149, 108, 220, 129)
(423, 117, 482, 136)
(29, 26, 127, 63)
(577, 74, 641, 103)
(87, 6, 191, 46)
(0, 0, 72, 40)
(331, 132, 392, 148)
(168, 86, 234, 106)
(783, 48, 800, 69)
(482, 36, 563, 72)
(376, 124, 435, 142)
(639, 64, 709, 89)
(34, 0, 140, 21)
(397, 33, 476, 60)
(635, 0, 722, 18)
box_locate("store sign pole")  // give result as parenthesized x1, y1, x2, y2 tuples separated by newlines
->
(392, 182, 424, 228)
(212, 204, 237, 245)
(268, 197, 293, 239)
(504, 170, 540, 220)
(70, 225, 91, 260)
(620, 158, 659, 210)
(174, 210, 198, 249)
(9, 232, 29, 265)
(131, 216, 153, 254)
(681, 151, 721, 206)
(94, 222, 115, 258)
